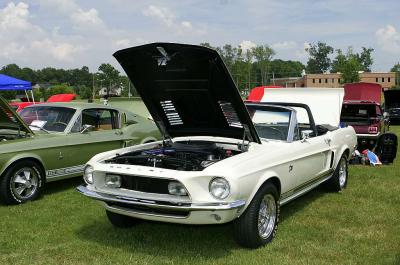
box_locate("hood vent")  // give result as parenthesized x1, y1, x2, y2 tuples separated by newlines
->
(160, 100, 183, 126)
(218, 101, 243, 128)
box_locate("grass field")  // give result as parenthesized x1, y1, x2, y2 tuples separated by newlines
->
(1, 127, 399, 265)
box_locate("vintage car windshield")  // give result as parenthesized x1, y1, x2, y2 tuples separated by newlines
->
(248, 107, 291, 141)
(19, 106, 76, 133)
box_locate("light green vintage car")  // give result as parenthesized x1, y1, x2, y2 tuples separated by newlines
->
(0, 96, 160, 204)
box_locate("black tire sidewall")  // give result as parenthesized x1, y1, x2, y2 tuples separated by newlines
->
(234, 182, 280, 248)
(0, 160, 44, 204)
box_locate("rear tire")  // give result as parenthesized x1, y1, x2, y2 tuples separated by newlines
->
(233, 182, 279, 248)
(106, 210, 141, 228)
(324, 154, 348, 192)
(0, 160, 44, 205)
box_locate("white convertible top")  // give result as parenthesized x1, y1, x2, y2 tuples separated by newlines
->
(258, 87, 344, 127)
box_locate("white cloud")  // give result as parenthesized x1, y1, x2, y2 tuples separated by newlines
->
(239, 40, 256, 52)
(70, 8, 103, 27)
(271, 41, 297, 50)
(0, 2, 86, 64)
(375, 25, 400, 54)
(143, 5, 175, 27)
(294, 42, 311, 60)
(142, 5, 199, 34)
(31, 39, 86, 62)
(0, 2, 30, 30)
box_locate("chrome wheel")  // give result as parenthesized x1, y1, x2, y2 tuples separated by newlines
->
(11, 167, 39, 200)
(338, 158, 347, 188)
(258, 194, 277, 239)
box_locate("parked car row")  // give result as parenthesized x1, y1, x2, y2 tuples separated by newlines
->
(3, 42, 382, 249)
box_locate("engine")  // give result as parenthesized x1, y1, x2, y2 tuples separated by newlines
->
(104, 141, 241, 171)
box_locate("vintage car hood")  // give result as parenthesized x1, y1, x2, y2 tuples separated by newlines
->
(256, 88, 344, 127)
(0, 96, 33, 134)
(383, 89, 400, 110)
(113, 43, 260, 143)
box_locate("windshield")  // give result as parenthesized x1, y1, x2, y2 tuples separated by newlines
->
(19, 106, 76, 132)
(248, 107, 291, 141)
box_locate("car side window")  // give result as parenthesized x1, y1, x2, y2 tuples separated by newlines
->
(71, 109, 120, 132)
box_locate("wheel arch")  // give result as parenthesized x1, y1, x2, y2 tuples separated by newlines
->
(240, 171, 282, 213)
(1, 154, 46, 181)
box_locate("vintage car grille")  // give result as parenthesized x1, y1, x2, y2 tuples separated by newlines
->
(118, 174, 171, 194)
(106, 202, 190, 218)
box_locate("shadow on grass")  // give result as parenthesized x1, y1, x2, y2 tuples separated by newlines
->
(77, 219, 238, 260)
(280, 185, 327, 223)
(75, 185, 329, 259)
(43, 176, 83, 195)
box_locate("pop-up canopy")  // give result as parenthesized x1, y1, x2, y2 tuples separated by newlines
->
(0, 74, 32, 91)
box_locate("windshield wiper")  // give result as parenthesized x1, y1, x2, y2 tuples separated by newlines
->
(29, 125, 50, 134)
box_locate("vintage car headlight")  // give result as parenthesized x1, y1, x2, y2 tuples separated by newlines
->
(209, 177, 230, 199)
(168, 181, 187, 196)
(83, 165, 94, 184)
(105, 174, 121, 188)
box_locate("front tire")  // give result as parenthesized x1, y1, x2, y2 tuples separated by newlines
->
(106, 210, 141, 228)
(0, 160, 44, 205)
(325, 154, 348, 192)
(233, 182, 280, 248)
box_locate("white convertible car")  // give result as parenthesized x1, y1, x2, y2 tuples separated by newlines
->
(78, 43, 357, 248)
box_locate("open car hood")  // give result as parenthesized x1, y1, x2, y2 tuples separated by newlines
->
(343, 82, 382, 104)
(256, 88, 344, 127)
(114, 43, 260, 143)
(383, 90, 400, 109)
(0, 96, 33, 134)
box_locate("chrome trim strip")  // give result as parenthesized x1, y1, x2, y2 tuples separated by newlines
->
(356, 133, 380, 138)
(280, 169, 334, 205)
(46, 164, 85, 178)
(77, 185, 246, 211)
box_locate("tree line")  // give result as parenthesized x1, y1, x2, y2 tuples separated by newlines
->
(0, 41, 398, 100)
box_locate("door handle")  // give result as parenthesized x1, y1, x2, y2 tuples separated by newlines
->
(115, 131, 123, 135)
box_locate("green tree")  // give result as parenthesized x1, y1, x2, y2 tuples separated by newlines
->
(96, 63, 120, 97)
(305, 42, 334, 73)
(251, 45, 275, 85)
(357, 47, 374, 72)
(333, 48, 362, 84)
(391, 63, 400, 87)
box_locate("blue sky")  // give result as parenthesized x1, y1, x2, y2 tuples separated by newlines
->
(1, 0, 399, 73)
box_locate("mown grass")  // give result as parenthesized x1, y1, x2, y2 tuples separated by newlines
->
(1, 127, 399, 265)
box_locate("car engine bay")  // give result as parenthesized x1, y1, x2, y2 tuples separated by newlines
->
(104, 141, 243, 171)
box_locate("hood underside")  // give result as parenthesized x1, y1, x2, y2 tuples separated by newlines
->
(384, 90, 400, 109)
(114, 43, 260, 143)
(0, 96, 33, 134)
(257, 88, 344, 127)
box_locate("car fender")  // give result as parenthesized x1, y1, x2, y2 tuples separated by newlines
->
(0, 153, 46, 178)
(239, 169, 281, 213)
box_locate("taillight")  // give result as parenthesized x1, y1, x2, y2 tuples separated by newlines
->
(368, 126, 378, 134)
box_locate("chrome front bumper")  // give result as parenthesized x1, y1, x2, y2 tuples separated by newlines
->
(77, 185, 246, 212)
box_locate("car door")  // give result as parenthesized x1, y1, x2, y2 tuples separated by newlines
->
(289, 133, 333, 189)
(49, 108, 127, 177)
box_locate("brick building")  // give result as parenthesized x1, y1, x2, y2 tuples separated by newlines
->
(273, 72, 396, 89)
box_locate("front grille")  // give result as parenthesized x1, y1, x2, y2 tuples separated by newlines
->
(106, 202, 190, 218)
(117, 174, 171, 194)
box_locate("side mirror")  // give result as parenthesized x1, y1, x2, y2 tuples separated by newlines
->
(80, 124, 94, 134)
(301, 130, 313, 142)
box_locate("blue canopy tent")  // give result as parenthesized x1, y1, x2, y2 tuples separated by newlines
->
(0, 74, 35, 102)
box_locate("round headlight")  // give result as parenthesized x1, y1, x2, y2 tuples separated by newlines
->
(83, 165, 94, 184)
(209, 177, 230, 199)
